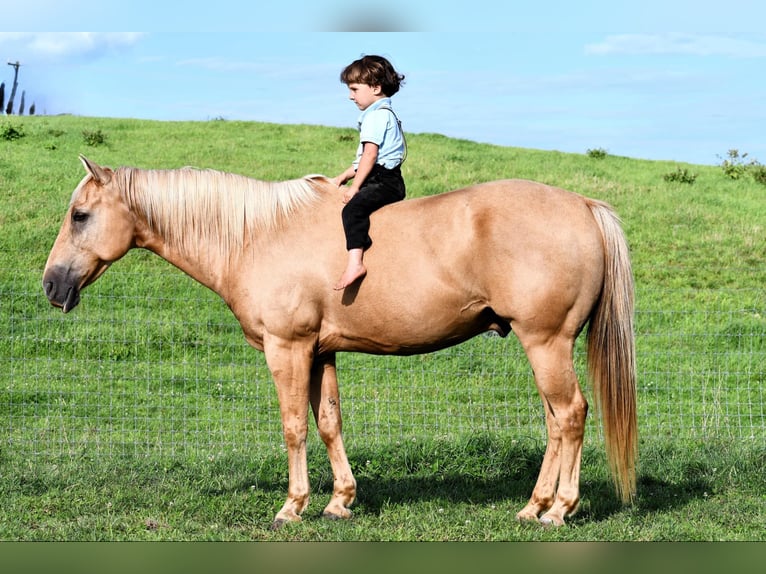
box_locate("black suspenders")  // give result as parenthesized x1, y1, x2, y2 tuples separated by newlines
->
(376, 103, 407, 165)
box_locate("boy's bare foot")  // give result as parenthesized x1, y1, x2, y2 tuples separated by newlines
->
(333, 263, 367, 290)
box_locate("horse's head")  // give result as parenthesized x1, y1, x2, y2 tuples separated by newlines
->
(43, 155, 135, 313)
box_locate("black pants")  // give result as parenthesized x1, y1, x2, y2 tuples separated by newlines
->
(342, 164, 405, 250)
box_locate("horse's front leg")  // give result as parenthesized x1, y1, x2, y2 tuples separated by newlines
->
(264, 335, 314, 529)
(309, 353, 356, 520)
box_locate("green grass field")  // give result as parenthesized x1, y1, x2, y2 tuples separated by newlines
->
(1, 115, 764, 540)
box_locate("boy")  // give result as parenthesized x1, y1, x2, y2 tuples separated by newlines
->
(332, 55, 406, 290)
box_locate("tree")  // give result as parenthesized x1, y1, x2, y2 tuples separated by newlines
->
(6, 61, 20, 115)
(3, 62, 38, 116)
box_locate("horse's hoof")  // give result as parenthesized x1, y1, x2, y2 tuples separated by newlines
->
(322, 509, 352, 521)
(515, 510, 539, 524)
(270, 508, 303, 530)
(539, 514, 565, 528)
(269, 518, 287, 531)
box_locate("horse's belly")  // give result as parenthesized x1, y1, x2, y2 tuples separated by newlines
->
(319, 301, 499, 356)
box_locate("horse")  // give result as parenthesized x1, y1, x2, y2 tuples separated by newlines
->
(43, 155, 637, 528)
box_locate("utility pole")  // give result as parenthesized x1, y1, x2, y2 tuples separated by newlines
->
(6, 61, 20, 115)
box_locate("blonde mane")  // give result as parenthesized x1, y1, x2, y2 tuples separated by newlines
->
(115, 167, 325, 255)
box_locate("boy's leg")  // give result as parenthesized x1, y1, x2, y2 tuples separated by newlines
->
(335, 169, 405, 290)
(333, 248, 366, 290)
(340, 172, 405, 249)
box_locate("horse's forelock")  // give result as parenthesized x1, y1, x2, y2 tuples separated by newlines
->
(68, 174, 90, 206)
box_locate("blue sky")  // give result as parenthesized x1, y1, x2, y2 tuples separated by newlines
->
(2, 1, 765, 165)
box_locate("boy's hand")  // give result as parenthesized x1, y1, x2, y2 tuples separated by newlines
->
(332, 166, 356, 188)
(342, 188, 358, 204)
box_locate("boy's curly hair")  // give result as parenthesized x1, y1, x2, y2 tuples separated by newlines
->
(340, 55, 405, 96)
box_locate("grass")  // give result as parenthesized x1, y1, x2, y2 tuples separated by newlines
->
(1, 115, 765, 540)
(1, 436, 763, 541)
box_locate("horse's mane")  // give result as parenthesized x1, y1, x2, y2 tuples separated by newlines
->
(115, 167, 326, 255)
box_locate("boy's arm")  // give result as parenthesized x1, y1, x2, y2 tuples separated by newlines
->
(332, 166, 357, 187)
(343, 142, 379, 203)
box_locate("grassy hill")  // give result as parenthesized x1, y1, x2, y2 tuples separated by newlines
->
(1, 115, 764, 541)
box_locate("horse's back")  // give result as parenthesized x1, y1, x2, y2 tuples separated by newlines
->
(373, 178, 597, 235)
(372, 179, 605, 283)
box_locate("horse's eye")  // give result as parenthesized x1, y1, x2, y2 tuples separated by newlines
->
(72, 210, 89, 223)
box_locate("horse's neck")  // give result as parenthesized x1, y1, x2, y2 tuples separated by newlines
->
(128, 173, 334, 300)
(132, 213, 234, 300)
(136, 238, 225, 297)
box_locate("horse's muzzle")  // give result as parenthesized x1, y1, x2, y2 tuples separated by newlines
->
(43, 266, 82, 313)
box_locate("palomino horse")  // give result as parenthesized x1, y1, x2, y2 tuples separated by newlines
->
(43, 155, 637, 528)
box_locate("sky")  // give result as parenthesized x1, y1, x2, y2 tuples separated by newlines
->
(1, 1, 765, 166)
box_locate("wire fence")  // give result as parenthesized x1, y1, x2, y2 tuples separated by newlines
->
(2, 267, 765, 460)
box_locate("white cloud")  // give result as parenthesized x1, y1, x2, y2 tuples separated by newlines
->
(585, 34, 766, 58)
(0, 32, 145, 62)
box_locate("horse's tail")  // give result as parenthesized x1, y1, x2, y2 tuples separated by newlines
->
(585, 199, 637, 504)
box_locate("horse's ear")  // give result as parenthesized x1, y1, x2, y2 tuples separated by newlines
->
(79, 154, 112, 186)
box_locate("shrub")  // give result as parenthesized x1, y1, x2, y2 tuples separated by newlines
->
(1, 123, 25, 141)
(718, 150, 766, 185)
(750, 163, 766, 186)
(82, 129, 108, 146)
(586, 147, 608, 159)
(718, 149, 751, 180)
(663, 167, 697, 184)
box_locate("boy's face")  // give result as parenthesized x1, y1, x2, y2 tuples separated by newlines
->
(346, 82, 384, 111)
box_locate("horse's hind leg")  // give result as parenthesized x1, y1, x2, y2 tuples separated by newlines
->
(309, 353, 356, 520)
(515, 333, 588, 526)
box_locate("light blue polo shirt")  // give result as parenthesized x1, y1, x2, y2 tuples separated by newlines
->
(353, 97, 405, 170)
